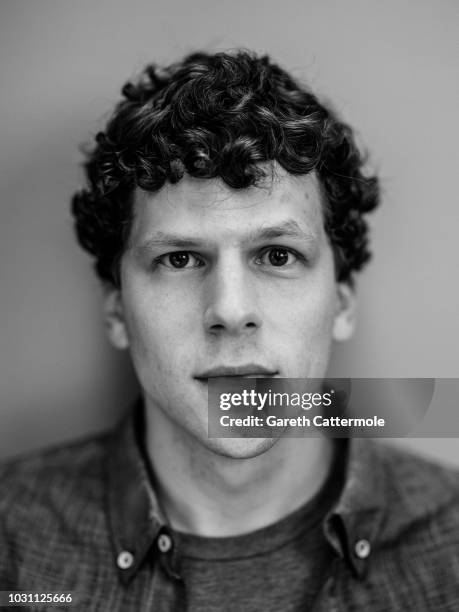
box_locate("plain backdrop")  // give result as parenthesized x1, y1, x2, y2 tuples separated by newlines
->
(0, 0, 458, 462)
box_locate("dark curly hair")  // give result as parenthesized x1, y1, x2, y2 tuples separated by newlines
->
(71, 50, 379, 287)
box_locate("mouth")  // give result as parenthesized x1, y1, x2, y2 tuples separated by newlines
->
(195, 364, 278, 383)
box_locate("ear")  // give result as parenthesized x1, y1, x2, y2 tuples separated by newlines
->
(332, 283, 357, 342)
(103, 288, 129, 350)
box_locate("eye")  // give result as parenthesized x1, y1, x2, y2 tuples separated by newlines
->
(157, 251, 203, 269)
(257, 247, 300, 267)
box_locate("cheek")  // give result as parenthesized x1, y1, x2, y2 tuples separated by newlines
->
(263, 279, 336, 372)
(286, 303, 335, 356)
(264, 276, 336, 336)
(122, 285, 196, 373)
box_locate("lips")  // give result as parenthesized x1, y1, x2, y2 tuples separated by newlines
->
(195, 364, 278, 381)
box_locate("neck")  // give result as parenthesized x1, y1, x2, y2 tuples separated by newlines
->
(144, 398, 333, 537)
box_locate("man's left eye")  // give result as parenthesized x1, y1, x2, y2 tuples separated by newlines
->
(257, 247, 299, 267)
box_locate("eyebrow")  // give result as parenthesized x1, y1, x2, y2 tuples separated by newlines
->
(133, 234, 206, 253)
(251, 220, 317, 242)
(133, 220, 318, 254)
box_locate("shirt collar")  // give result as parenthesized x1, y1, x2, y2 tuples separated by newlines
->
(105, 399, 165, 584)
(323, 437, 386, 578)
(105, 401, 387, 583)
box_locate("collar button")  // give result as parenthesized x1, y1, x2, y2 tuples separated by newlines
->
(117, 550, 134, 569)
(157, 533, 173, 553)
(354, 539, 371, 559)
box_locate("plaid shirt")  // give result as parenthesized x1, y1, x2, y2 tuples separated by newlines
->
(1, 400, 459, 611)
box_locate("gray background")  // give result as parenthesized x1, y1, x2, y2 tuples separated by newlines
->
(1, 0, 458, 462)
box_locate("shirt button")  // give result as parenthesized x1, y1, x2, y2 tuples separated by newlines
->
(117, 550, 134, 569)
(157, 533, 173, 553)
(354, 539, 371, 559)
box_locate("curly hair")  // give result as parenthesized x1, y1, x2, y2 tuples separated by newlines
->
(71, 50, 379, 287)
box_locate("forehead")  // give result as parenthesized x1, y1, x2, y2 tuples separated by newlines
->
(128, 165, 325, 244)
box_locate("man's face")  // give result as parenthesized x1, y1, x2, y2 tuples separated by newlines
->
(109, 164, 354, 457)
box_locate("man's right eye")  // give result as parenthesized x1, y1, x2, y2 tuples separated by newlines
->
(155, 251, 204, 269)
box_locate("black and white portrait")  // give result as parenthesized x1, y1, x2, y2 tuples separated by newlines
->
(0, 1, 458, 610)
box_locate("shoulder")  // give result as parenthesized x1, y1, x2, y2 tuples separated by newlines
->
(375, 441, 459, 525)
(0, 431, 109, 486)
(373, 442, 459, 585)
(340, 442, 459, 607)
(0, 432, 115, 586)
(0, 432, 111, 535)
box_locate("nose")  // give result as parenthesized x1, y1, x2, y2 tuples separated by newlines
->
(203, 256, 262, 336)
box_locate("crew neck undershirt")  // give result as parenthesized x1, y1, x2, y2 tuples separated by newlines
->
(162, 440, 346, 611)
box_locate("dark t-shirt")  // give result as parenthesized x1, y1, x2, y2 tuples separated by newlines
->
(164, 442, 345, 611)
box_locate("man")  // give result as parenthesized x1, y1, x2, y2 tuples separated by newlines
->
(1, 50, 458, 611)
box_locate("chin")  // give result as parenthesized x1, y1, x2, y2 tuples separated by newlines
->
(203, 436, 279, 460)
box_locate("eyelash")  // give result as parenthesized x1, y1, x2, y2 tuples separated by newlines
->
(153, 247, 306, 270)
